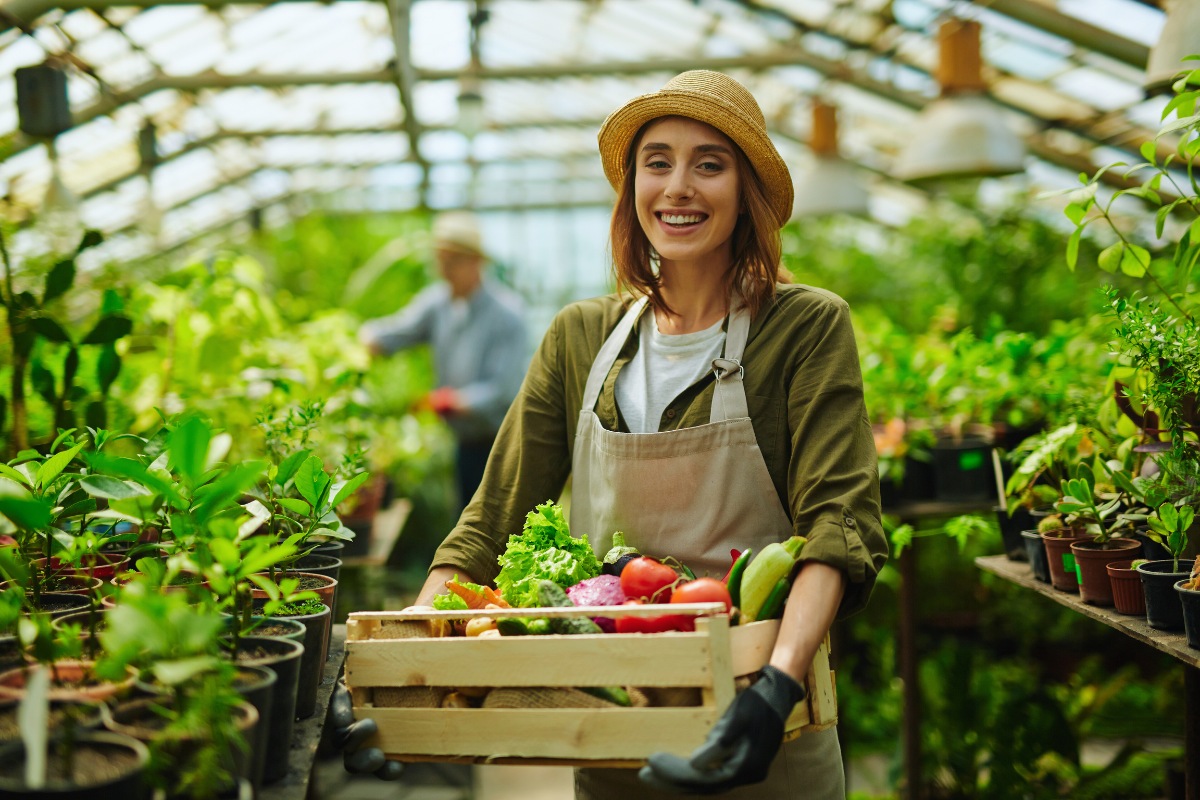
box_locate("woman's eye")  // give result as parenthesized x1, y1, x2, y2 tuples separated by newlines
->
(699, 161, 723, 172)
(647, 159, 670, 169)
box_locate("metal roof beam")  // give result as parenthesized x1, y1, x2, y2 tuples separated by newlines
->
(983, 0, 1150, 68)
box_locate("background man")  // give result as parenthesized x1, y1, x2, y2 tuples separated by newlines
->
(359, 211, 528, 509)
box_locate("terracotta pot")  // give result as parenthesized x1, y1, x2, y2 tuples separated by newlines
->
(1071, 538, 1142, 606)
(32, 554, 130, 581)
(250, 571, 337, 609)
(1041, 530, 1092, 592)
(2, 575, 103, 596)
(1107, 560, 1147, 615)
(0, 660, 137, 702)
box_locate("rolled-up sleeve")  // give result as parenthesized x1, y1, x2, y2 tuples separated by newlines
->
(431, 309, 571, 584)
(786, 297, 888, 618)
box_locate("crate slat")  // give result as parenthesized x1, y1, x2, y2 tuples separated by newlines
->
(728, 619, 780, 675)
(347, 633, 715, 688)
(361, 707, 720, 760)
(348, 603, 725, 621)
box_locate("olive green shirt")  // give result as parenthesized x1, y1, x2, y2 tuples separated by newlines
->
(431, 284, 889, 617)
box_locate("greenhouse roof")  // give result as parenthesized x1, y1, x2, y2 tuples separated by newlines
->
(0, 0, 1177, 267)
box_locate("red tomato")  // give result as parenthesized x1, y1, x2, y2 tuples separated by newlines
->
(619, 557, 679, 603)
(614, 600, 690, 634)
(671, 578, 733, 613)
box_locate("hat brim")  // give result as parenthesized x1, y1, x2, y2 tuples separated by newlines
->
(598, 88, 794, 228)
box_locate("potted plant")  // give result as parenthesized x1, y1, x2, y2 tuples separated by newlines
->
(1108, 560, 1147, 616)
(1022, 517, 1053, 584)
(1176, 556, 1200, 649)
(1137, 502, 1194, 631)
(248, 582, 327, 719)
(1039, 517, 1091, 594)
(1057, 463, 1142, 605)
(227, 636, 302, 785)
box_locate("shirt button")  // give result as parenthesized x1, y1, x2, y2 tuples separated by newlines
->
(844, 516, 856, 528)
(666, 409, 676, 419)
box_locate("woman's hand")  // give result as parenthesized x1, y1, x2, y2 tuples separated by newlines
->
(639, 561, 845, 793)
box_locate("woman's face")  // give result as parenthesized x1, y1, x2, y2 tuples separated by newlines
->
(634, 116, 741, 264)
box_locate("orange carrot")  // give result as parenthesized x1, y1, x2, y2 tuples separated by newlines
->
(446, 579, 489, 610)
(483, 587, 511, 608)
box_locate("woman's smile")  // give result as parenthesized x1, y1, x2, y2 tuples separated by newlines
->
(655, 210, 711, 234)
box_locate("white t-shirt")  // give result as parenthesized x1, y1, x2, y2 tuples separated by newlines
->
(614, 312, 726, 434)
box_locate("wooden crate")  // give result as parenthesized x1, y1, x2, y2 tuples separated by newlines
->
(345, 603, 837, 767)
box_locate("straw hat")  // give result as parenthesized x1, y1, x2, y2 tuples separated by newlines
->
(432, 210, 486, 258)
(597, 71, 793, 228)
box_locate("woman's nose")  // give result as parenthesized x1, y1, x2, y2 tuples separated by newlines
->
(665, 167, 694, 202)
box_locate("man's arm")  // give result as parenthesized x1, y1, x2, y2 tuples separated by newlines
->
(358, 286, 441, 356)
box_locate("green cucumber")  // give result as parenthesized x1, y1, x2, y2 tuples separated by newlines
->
(552, 616, 604, 635)
(727, 548, 753, 609)
(496, 618, 528, 636)
(526, 619, 552, 635)
(579, 686, 631, 706)
(757, 578, 790, 621)
(537, 580, 603, 634)
(537, 580, 572, 608)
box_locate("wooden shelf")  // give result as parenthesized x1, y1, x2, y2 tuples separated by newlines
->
(975, 555, 1200, 669)
(883, 500, 997, 519)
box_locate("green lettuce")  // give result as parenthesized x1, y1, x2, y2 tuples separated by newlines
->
(431, 577, 488, 611)
(496, 501, 600, 607)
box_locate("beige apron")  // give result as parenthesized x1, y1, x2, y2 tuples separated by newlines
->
(571, 296, 845, 800)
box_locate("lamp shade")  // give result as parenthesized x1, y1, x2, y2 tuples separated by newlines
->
(894, 20, 1025, 184)
(1145, 0, 1200, 93)
(457, 89, 484, 138)
(893, 95, 1025, 184)
(792, 156, 870, 218)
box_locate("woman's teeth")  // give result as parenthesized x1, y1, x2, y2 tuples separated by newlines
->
(661, 214, 705, 226)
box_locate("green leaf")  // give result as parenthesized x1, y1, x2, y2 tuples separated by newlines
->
(242, 543, 298, 578)
(1141, 141, 1157, 164)
(1181, 506, 1196, 534)
(249, 574, 281, 601)
(294, 456, 326, 509)
(78, 475, 150, 500)
(1120, 245, 1150, 277)
(0, 464, 32, 489)
(96, 345, 120, 395)
(1066, 227, 1081, 271)
(330, 472, 370, 510)
(1098, 242, 1124, 273)
(168, 417, 210, 485)
(0, 497, 50, 530)
(42, 260, 75, 306)
(31, 317, 70, 343)
(275, 449, 310, 487)
(193, 461, 266, 523)
(1159, 502, 1179, 529)
(80, 315, 131, 345)
(35, 442, 85, 490)
(276, 497, 311, 515)
(58, 498, 96, 519)
(310, 526, 354, 541)
(75, 230, 103, 254)
(154, 656, 218, 687)
(1064, 203, 1085, 224)
(209, 538, 240, 569)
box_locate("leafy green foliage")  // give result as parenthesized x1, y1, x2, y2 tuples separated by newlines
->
(496, 501, 600, 607)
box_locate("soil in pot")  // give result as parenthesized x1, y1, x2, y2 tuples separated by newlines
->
(4, 576, 102, 597)
(0, 661, 138, 703)
(996, 506, 1032, 562)
(1041, 530, 1092, 592)
(250, 572, 337, 656)
(1177, 580, 1200, 649)
(32, 594, 90, 619)
(293, 555, 342, 618)
(0, 702, 102, 742)
(232, 666, 275, 791)
(1138, 560, 1191, 631)
(1107, 560, 1147, 616)
(251, 600, 329, 719)
(931, 436, 993, 502)
(32, 555, 129, 582)
(1071, 538, 1142, 606)
(0, 731, 149, 797)
(1022, 531, 1051, 583)
(105, 697, 258, 785)
(228, 637, 302, 784)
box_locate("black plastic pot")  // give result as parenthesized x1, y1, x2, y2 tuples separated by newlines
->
(901, 455, 936, 501)
(230, 636, 303, 784)
(1176, 581, 1200, 649)
(1137, 560, 1190, 631)
(309, 540, 345, 559)
(34, 593, 90, 620)
(220, 615, 306, 645)
(1021, 531, 1051, 583)
(294, 554, 342, 618)
(233, 666, 275, 792)
(250, 600, 329, 719)
(0, 731, 149, 799)
(1133, 530, 1173, 563)
(932, 437, 994, 502)
(995, 506, 1032, 562)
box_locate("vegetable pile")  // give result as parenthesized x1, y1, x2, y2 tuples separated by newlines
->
(431, 501, 809, 636)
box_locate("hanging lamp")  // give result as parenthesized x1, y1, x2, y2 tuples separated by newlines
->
(1145, 0, 1200, 94)
(893, 19, 1025, 184)
(792, 100, 870, 218)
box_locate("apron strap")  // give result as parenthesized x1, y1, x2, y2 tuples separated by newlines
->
(581, 296, 649, 414)
(710, 299, 751, 423)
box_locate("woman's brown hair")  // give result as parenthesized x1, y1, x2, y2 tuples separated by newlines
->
(609, 118, 783, 318)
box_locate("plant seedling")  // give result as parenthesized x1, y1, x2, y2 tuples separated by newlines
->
(1146, 502, 1194, 573)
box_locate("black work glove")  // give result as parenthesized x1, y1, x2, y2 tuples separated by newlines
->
(331, 682, 405, 780)
(638, 665, 806, 795)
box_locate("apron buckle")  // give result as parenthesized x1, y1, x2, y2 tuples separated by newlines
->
(712, 358, 744, 383)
